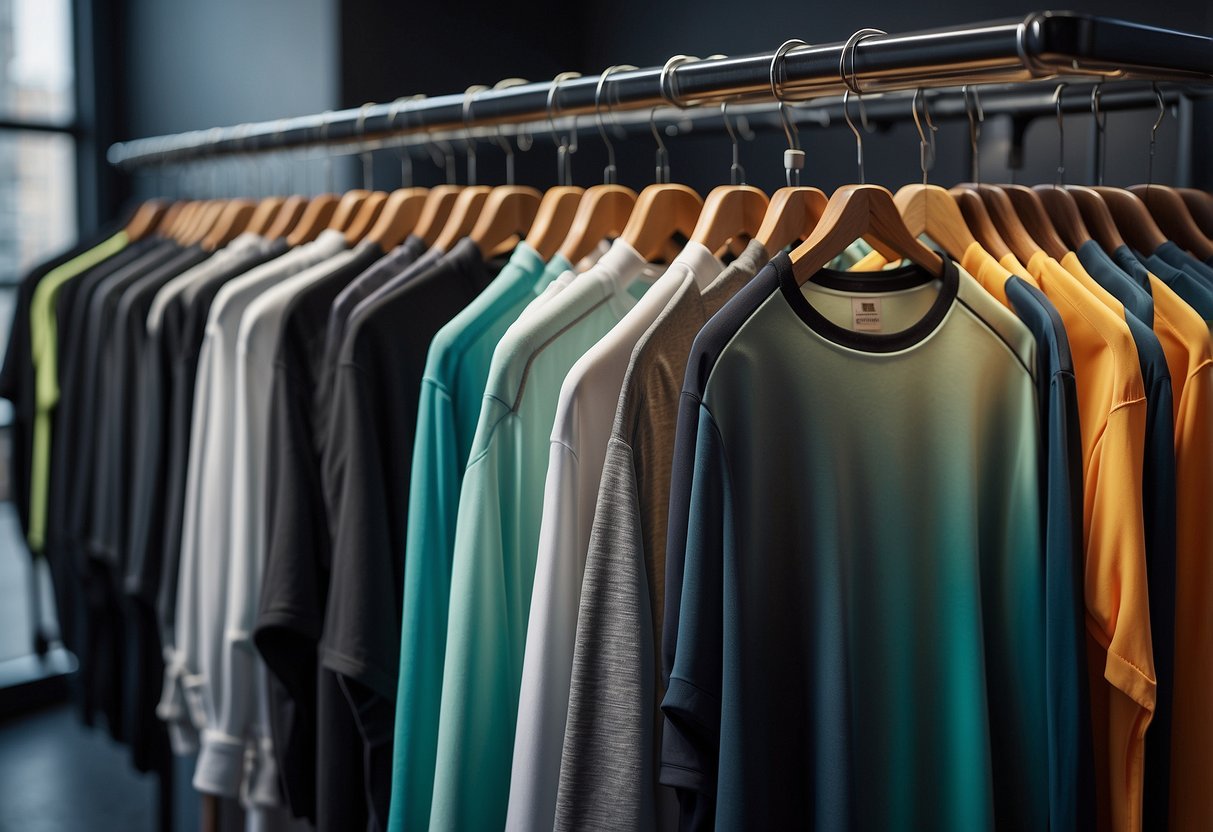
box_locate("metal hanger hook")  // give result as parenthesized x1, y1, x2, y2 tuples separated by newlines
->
(319, 110, 335, 194)
(720, 101, 747, 185)
(461, 84, 490, 186)
(962, 85, 984, 185)
(595, 64, 635, 185)
(547, 71, 582, 186)
(770, 39, 807, 186)
(388, 94, 425, 188)
(491, 79, 529, 185)
(1147, 82, 1166, 191)
(1090, 83, 1106, 187)
(842, 90, 865, 185)
(1051, 83, 1066, 186)
(356, 101, 376, 190)
(651, 55, 695, 185)
(911, 89, 938, 185)
(839, 29, 885, 184)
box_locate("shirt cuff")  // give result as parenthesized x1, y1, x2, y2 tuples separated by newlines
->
(193, 730, 246, 797)
(242, 736, 282, 809)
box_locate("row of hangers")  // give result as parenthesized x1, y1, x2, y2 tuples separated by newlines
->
(119, 43, 1213, 296)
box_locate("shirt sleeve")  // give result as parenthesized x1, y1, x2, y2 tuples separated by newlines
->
(193, 322, 271, 800)
(158, 334, 217, 755)
(1087, 400, 1156, 832)
(389, 378, 460, 832)
(662, 390, 706, 689)
(429, 409, 519, 831)
(660, 405, 730, 831)
(506, 439, 581, 831)
(554, 435, 659, 831)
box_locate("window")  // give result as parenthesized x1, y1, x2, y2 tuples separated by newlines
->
(0, 0, 77, 284)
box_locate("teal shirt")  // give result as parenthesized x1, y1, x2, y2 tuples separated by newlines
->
(663, 254, 1049, 829)
(388, 243, 565, 832)
(427, 240, 653, 831)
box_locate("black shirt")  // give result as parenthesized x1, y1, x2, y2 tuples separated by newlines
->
(319, 238, 497, 828)
(253, 240, 385, 822)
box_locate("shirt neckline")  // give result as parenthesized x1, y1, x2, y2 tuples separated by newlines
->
(774, 250, 958, 353)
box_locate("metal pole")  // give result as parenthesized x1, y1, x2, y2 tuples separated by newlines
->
(106, 11, 1213, 169)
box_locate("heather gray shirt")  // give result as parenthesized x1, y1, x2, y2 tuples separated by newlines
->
(555, 240, 769, 831)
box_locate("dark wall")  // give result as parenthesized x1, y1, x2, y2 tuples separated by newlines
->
(114, 0, 339, 207)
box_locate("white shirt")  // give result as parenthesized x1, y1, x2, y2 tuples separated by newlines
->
(505, 242, 719, 832)
(193, 240, 372, 805)
(160, 230, 346, 770)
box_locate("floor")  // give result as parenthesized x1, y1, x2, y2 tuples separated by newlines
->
(0, 704, 157, 831)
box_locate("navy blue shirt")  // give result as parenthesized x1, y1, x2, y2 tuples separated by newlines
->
(1076, 243, 1177, 825)
(1133, 247, 1213, 321)
(1154, 240, 1213, 286)
(1003, 275, 1094, 832)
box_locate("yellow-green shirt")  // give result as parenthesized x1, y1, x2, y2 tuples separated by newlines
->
(27, 231, 129, 552)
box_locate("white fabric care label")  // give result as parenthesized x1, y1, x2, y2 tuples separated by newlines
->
(851, 297, 883, 332)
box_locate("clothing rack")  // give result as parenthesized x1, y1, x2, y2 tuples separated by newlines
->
(106, 11, 1213, 170)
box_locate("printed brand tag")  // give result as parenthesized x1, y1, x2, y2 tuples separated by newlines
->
(851, 297, 882, 332)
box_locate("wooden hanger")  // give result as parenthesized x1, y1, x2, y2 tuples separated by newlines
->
(169, 200, 202, 243)
(432, 186, 492, 252)
(183, 200, 226, 245)
(1178, 188, 1213, 237)
(789, 184, 942, 282)
(469, 186, 542, 258)
(522, 186, 583, 261)
(341, 191, 389, 245)
(201, 199, 256, 251)
(1092, 186, 1168, 254)
(263, 195, 308, 239)
(1064, 185, 1125, 252)
(558, 185, 637, 265)
(125, 200, 168, 242)
(361, 187, 428, 250)
(690, 185, 769, 255)
(413, 185, 464, 247)
(1129, 184, 1213, 260)
(893, 184, 978, 261)
(244, 197, 285, 236)
(969, 184, 1042, 265)
(755, 186, 828, 253)
(326, 189, 372, 233)
(1001, 184, 1068, 259)
(947, 186, 1012, 261)
(1032, 185, 1092, 251)
(284, 194, 342, 247)
(620, 184, 703, 263)
(156, 201, 187, 239)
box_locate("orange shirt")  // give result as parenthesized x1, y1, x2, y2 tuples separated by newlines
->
(1021, 251, 1154, 832)
(1144, 276, 1213, 832)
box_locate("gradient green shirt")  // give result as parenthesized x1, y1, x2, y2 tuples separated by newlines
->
(28, 231, 129, 552)
(662, 254, 1049, 829)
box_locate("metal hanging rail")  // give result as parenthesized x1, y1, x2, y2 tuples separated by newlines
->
(107, 11, 1213, 169)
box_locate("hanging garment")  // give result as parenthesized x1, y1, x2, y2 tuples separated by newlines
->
(857, 240, 1096, 831)
(254, 234, 426, 823)
(509, 241, 723, 832)
(1018, 250, 1154, 832)
(425, 239, 659, 831)
(163, 230, 348, 756)
(389, 242, 571, 832)
(553, 239, 770, 832)
(662, 253, 1049, 830)
(320, 237, 500, 830)
(26, 231, 131, 553)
